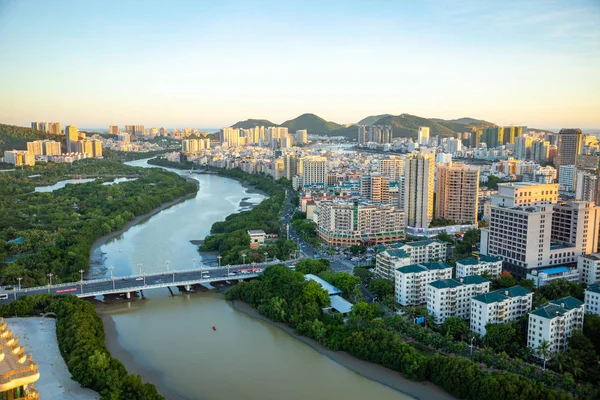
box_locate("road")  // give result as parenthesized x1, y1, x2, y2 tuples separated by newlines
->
(0, 262, 287, 305)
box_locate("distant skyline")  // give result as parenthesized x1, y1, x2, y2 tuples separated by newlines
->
(0, 0, 599, 130)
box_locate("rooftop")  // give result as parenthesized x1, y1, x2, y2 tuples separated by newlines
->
(550, 244, 575, 251)
(247, 229, 266, 235)
(457, 257, 479, 266)
(548, 296, 584, 311)
(429, 279, 463, 290)
(328, 295, 353, 314)
(386, 249, 409, 258)
(530, 303, 568, 319)
(460, 275, 489, 285)
(396, 261, 452, 274)
(587, 283, 600, 294)
(472, 291, 508, 304)
(493, 285, 531, 298)
(478, 255, 502, 263)
(304, 274, 342, 295)
(536, 266, 570, 275)
(582, 253, 600, 261)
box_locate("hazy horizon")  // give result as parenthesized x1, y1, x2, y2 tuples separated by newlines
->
(1, 0, 599, 129)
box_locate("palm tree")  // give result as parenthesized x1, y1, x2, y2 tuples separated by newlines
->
(536, 340, 552, 371)
(551, 351, 568, 373)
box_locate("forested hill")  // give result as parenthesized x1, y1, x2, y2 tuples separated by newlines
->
(229, 113, 497, 140)
(0, 124, 65, 155)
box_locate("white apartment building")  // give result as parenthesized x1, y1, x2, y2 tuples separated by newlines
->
(394, 261, 453, 306)
(404, 153, 434, 229)
(316, 200, 405, 247)
(470, 286, 533, 336)
(526, 266, 580, 288)
(435, 163, 480, 224)
(426, 276, 490, 324)
(375, 239, 447, 282)
(578, 254, 600, 285)
(456, 255, 503, 278)
(528, 297, 585, 354)
(575, 170, 598, 203)
(480, 182, 600, 277)
(585, 283, 600, 316)
(558, 165, 576, 192)
(300, 156, 328, 188)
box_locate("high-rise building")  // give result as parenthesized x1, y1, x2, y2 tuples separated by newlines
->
(125, 125, 145, 137)
(377, 156, 404, 183)
(295, 130, 307, 144)
(26, 140, 61, 156)
(299, 156, 327, 188)
(220, 127, 240, 147)
(514, 136, 533, 160)
(4, 150, 35, 166)
(435, 163, 480, 224)
(26, 141, 44, 156)
(575, 170, 599, 203)
(427, 276, 490, 324)
(65, 125, 78, 153)
(480, 182, 600, 277)
(357, 125, 368, 144)
(556, 128, 583, 179)
(531, 139, 551, 162)
(31, 122, 43, 131)
(284, 153, 299, 180)
(558, 165, 577, 192)
(109, 125, 119, 135)
(367, 125, 392, 144)
(91, 139, 102, 158)
(417, 126, 430, 146)
(316, 200, 405, 246)
(404, 153, 434, 228)
(360, 174, 390, 204)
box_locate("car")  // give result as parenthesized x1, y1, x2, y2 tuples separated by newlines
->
(135, 277, 143, 281)
(228, 272, 236, 276)
(202, 275, 211, 278)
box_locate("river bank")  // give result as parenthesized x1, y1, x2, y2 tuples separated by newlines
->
(230, 300, 455, 400)
(88, 176, 199, 277)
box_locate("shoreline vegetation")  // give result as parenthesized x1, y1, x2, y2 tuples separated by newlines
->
(227, 265, 576, 400)
(0, 295, 165, 400)
(0, 159, 197, 286)
(149, 157, 297, 266)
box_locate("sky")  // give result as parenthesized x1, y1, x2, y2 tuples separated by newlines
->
(0, 0, 599, 130)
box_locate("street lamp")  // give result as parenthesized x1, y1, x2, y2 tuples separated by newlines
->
(192, 258, 197, 270)
(143, 272, 146, 286)
(227, 264, 230, 277)
(79, 269, 85, 295)
(242, 253, 246, 265)
(17, 277, 22, 291)
(13, 288, 16, 301)
(166, 260, 170, 273)
(47, 273, 53, 293)
(172, 268, 176, 284)
(217, 255, 222, 268)
(137, 263, 143, 276)
(109, 266, 115, 290)
(469, 337, 475, 356)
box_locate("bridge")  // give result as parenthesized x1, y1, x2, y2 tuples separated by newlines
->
(0, 261, 282, 305)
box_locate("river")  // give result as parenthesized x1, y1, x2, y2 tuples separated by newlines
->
(94, 158, 416, 400)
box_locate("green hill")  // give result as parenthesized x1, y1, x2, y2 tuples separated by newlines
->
(231, 119, 276, 129)
(433, 117, 496, 132)
(357, 114, 392, 126)
(0, 124, 64, 155)
(280, 113, 343, 133)
(370, 114, 457, 139)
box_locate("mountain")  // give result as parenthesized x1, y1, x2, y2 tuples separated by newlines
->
(0, 124, 64, 155)
(232, 119, 276, 129)
(280, 113, 343, 133)
(357, 114, 392, 126)
(371, 114, 457, 139)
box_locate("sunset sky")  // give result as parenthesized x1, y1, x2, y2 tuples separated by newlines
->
(0, 0, 599, 130)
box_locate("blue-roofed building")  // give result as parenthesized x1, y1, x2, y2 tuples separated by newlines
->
(526, 266, 580, 288)
(456, 255, 503, 278)
(427, 275, 490, 324)
(394, 261, 453, 306)
(528, 297, 585, 353)
(304, 274, 342, 296)
(375, 239, 447, 283)
(585, 283, 600, 316)
(470, 285, 533, 336)
(326, 295, 354, 316)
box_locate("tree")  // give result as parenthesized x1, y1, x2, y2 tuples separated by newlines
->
(331, 273, 360, 298)
(368, 278, 393, 298)
(536, 339, 552, 370)
(348, 244, 366, 255)
(353, 267, 374, 286)
(295, 258, 330, 275)
(441, 317, 470, 341)
(518, 278, 535, 292)
(483, 323, 519, 353)
(582, 313, 600, 353)
(497, 271, 517, 288)
(435, 231, 454, 244)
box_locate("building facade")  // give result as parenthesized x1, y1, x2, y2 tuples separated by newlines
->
(456, 255, 503, 278)
(470, 286, 533, 336)
(404, 153, 434, 229)
(527, 297, 584, 354)
(360, 174, 390, 204)
(4, 150, 35, 166)
(578, 254, 600, 285)
(375, 239, 447, 282)
(394, 261, 453, 306)
(556, 128, 583, 180)
(585, 284, 600, 316)
(426, 275, 490, 324)
(435, 163, 480, 224)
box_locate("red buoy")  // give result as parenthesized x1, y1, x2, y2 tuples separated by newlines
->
(212, 326, 217, 331)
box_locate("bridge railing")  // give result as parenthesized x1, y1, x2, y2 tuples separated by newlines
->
(13, 260, 277, 294)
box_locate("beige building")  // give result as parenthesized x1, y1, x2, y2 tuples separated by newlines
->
(377, 156, 404, 183)
(4, 150, 35, 166)
(316, 200, 405, 246)
(27, 140, 61, 156)
(109, 125, 119, 135)
(404, 153, 434, 228)
(65, 125, 78, 153)
(299, 156, 327, 188)
(26, 141, 43, 156)
(360, 174, 390, 204)
(0, 318, 40, 399)
(435, 163, 480, 224)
